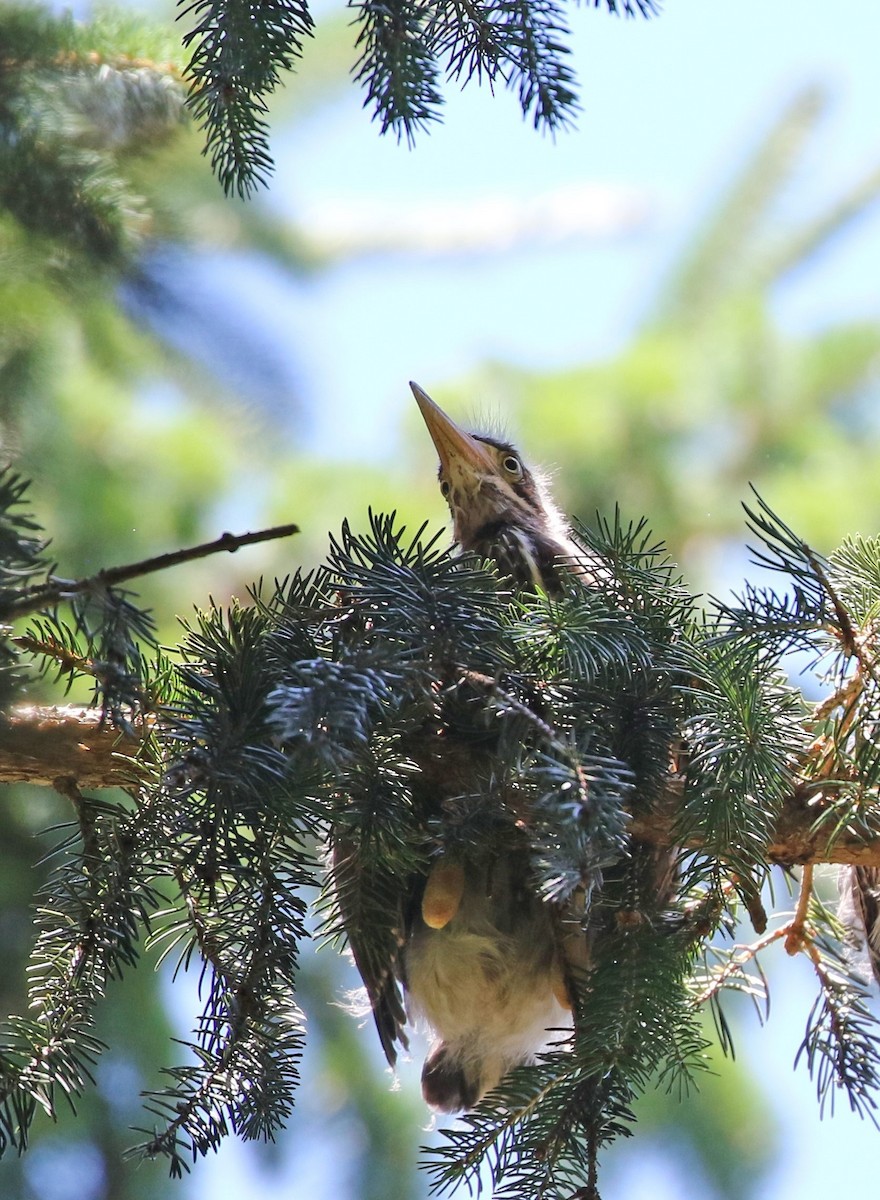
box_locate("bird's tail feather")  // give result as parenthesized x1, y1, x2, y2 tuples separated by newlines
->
(421, 1043, 482, 1112)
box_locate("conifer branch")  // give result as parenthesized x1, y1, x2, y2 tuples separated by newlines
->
(693, 924, 786, 1009)
(4, 703, 880, 870)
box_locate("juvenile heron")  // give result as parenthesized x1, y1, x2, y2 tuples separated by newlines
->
(342, 383, 598, 1113)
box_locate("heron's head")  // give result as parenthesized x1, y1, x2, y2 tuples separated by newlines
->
(411, 382, 567, 550)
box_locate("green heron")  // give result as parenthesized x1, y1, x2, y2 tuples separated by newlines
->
(344, 383, 599, 1113)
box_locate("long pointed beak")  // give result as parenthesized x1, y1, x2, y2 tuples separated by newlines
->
(410, 381, 494, 475)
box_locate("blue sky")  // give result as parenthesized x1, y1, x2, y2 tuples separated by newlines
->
(183, 1, 880, 1196)
(215, 0, 880, 465)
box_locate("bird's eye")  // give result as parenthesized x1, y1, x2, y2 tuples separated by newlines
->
(502, 455, 522, 478)
(440, 480, 451, 498)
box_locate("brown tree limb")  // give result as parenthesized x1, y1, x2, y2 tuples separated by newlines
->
(0, 705, 147, 789)
(626, 786, 880, 869)
(3, 704, 880, 868)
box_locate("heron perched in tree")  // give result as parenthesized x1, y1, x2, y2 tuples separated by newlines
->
(339, 383, 602, 1113)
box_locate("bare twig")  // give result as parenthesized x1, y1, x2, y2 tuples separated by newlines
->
(694, 925, 788, 1008)
(1, 523, 300, 623)
(784, 863, 815, 955)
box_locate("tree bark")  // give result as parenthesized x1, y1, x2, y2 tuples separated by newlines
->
(0, 705, 145, 790)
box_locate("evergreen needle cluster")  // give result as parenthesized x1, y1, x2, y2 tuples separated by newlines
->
(178, 0, 658, 194)
(2, 474, 880, 1195)
(2, 0, 661, 199)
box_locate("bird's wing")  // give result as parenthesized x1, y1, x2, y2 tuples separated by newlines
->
(845, 865, 880, 987)
(331, 835, 410, 1065)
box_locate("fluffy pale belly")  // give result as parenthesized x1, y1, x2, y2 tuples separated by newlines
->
(404, 870, 571, 1110)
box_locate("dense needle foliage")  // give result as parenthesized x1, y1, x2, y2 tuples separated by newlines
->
(2, 473, 880, 1196)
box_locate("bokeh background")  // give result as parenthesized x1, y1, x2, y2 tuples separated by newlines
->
(3, 0, 880, 1197)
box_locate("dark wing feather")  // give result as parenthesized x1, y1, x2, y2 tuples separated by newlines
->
(846, 865, 880, 987)
(331, 836, 411, 1065)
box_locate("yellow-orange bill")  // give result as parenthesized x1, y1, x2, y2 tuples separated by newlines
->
(410, 381, 494, 476)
